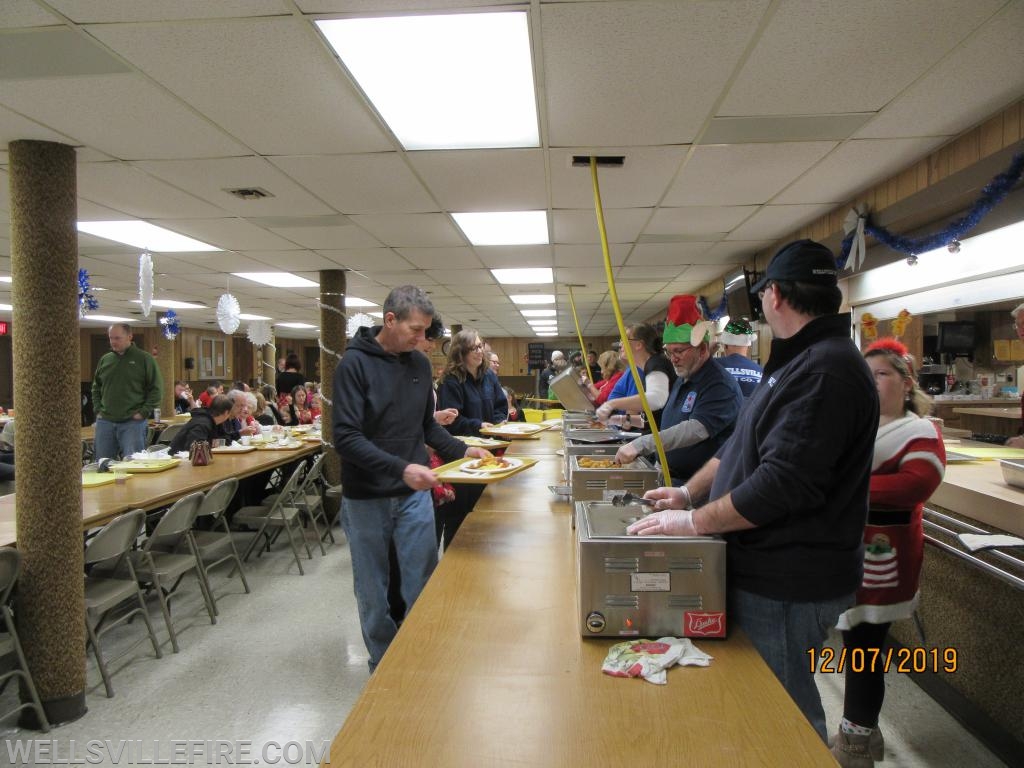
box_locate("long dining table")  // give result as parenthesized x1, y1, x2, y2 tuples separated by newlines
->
(324, 427, 833, 766)
(0, 441, 323, 547)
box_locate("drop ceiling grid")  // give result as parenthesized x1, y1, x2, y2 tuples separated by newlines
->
(77, 162, 232, 219)
(663, 142, 837, 207)
(149, 217, 302, 251)
(133, 157, 337, 218)
(853, 0, 1024, 141)
(84, 17, 393, 156)
(348, 213, 465, 248)
(47, 0, 290, 23)
(396, 247, 485, 270)
(719, 0, 1006, 117)
(266, 225, 382, 250)
(645, 206, 760, 236)
(726, 203, 835, 241)
(773, 136, 951, 206)
(552, 209, 650, 246)
(473, 245, 554, 268)
(0, 74, 248, 161)
(312, 249, 416, 272)
(539, 0, 771, 146)
(548, 147, 689, 209)
(405, 149, 549, 212)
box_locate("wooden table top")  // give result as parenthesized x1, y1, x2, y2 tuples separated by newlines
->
(952, 406, 1022, 419)
(325, 430, 832, 766)
(0, 442, 321, 547)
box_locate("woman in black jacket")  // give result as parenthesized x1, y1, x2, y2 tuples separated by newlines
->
(435, 329, 509, 549)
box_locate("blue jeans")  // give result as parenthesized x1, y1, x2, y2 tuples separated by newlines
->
(730, 588, 853, 742)
(341, 491, 438, 671)
(93, 417, 148, 460)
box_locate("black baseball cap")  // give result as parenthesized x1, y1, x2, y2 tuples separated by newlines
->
(750, 239, 839, 293)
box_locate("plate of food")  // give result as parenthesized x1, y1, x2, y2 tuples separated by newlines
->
(456, 435, 510, 448)
(463, 456, 522, 473)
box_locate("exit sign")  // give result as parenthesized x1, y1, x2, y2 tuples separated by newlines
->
(0, 321, 7, 336)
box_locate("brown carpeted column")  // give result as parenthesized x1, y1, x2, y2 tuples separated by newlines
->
(155, 312, 175, 418)
(319, 271, 346, 494)
(9, 139, 87, 725)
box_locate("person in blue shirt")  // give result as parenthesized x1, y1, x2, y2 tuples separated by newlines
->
(596, 323, 676, 427)
(717, 318, 763, 397)
(616, 296, 742, 484)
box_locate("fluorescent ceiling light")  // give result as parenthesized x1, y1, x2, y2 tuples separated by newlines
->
(276, 322, 316, 329)
(490, 267, 553, 285)
(346, 297, 377, 307)
(0, 277, 11, 283)
(81, 314, 133, 323)
(510, 294, 555, 305)
(520, 309, 556, 317)
(131, 299, 206, 310)
(0, 303, 11, 311)
(233, 273, 319, 289)
(238, 313, 272, 321)
(77, 221, 219, 252)
(453, 211, 548, 246)
(528, 319, 557, 326)
(317, 13, 538, 151)
(536, 331, 558, 337)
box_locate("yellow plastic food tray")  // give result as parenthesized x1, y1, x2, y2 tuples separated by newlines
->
(434, 456, 538, 484)
(107, 458, 182, 473)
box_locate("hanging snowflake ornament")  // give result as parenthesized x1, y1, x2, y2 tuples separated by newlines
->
(160, 310, 180, 340)
(138, 252, 154, 318)
(247, 319, 272, 347)
(216, 293, 241, 334)
(347, 312, 374, 338)
(78, 268, 100, 318)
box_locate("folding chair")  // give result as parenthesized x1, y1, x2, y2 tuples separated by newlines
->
(0, 548, 50, 730)
(290, 454, 331, 553)
(83, 510, 163, 697)
(235, 464, 311, 575)
(187, 478, 250, 615)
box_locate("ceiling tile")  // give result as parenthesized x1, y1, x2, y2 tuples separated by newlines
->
(87, 17, 392, 155)
(78, 162, 228, 219)
(552, 208, 651, 244)
(406, 149, 547, 211)
(267, 225, 381, 250)
(627, 242, 716, 266)
(151, 217, 300, 251)
(645, 206, 759, 236)
(553, 244, 628, 267)
(350, 214, 464, 248)
(474, 245, 554, 268)
(550, 147, 686, 209)
(396, 247, 483, 270)
(664, 143, 836, 206)
(48, 0, 288, 22)
(313, 249, 415, 272)
(270, 154, 437, 214)
(726, 205, 834, 241)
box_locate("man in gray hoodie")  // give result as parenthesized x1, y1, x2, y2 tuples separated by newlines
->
(332, 285, 488, 672)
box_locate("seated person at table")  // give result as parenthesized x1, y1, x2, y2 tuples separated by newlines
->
(221, 390, 260, 442)
(586, 350, 625, 406)
(174, 381, 196, 414)
(260, 384, 284, 424)
(286, 385, 315, 425)
(197, 382, 222, 408)
(253, 392, 276, 426)
(169, 395, 233, 453)
(275, 353, 305, 400)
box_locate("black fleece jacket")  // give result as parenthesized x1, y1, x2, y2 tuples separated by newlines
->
(332, 326, 468, 499)
(710, 313, 878, 602)
(169, 408, 220, 454)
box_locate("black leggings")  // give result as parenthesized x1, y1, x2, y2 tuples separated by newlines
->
(841, 621, 891, 727)
(435, 483, 485, 551)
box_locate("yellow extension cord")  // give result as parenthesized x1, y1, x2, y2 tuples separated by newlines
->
(566, 285, 593, 386)
(589, 158, 670, 481)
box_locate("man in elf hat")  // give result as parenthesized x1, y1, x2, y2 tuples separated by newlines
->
(718, 317, 764, 397)
(628, 240, 878, 744)
(615, 296, 742, 484)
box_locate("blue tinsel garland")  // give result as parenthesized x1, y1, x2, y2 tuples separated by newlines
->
(838, 151, 1024, 269)
(160, 309, 180, 340)
(697, 293, 729, 321)
(78, 268, 99, 314)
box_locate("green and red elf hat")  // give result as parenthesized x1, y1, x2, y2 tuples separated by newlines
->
(663, 295, 713, 347)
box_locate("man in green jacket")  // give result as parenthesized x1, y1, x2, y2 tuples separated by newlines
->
(91, 323, 163, 459)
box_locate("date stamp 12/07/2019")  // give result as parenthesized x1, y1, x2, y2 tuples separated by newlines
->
(808, 646, 958, 674)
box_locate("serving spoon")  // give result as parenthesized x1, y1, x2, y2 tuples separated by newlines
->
(610, 493, 656, 507)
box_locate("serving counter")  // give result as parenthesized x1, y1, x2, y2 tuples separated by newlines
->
(325, 430, 832, 766)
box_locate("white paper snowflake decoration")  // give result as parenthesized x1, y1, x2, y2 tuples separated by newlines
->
(216, 293, 241, 334)
(138, 252, 154, 318)
(347, 312, 374, 338)
(247, 320, 272, 347)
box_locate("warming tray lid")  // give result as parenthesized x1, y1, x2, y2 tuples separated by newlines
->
(579, 501, 720, 541)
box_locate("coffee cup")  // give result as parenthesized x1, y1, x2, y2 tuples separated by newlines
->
(240, 435, 251, 446)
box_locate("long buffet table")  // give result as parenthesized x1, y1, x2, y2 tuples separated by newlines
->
(0, 442, 322, 547)
(325, 429, 833, 766)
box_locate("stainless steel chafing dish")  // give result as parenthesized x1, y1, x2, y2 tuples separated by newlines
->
(563, 441, 620, 482)
(569, 454, 660, 502)
(1000, 459, 1024, 490)
(576, 501, 727, 638)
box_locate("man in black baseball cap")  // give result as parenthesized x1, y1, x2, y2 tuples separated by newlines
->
(630, 237, 877, 743)
(750, 238, 839, 293)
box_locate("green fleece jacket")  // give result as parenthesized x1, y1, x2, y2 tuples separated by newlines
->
(91, 343, 163, 422)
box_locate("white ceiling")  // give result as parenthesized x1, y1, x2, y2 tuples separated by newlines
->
(0, 0, 1022, 338)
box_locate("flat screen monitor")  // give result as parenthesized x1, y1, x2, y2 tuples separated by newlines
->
(936, 321, 976, 355)
(723, 268, 763, 322)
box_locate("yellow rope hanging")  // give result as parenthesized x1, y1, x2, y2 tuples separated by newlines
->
(589, 157, 671, 481)
(567, 285, 593, 386)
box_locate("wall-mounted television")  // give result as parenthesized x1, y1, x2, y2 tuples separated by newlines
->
(936, 321, 976, 356)
(723, 268, 764, 322)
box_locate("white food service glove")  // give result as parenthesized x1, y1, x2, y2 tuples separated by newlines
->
(626, 509, 697, 537)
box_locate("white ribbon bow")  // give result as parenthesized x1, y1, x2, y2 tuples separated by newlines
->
(842, 205, 869, 272)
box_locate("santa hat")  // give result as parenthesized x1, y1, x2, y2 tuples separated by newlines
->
(720, 318, 755, 347)
(663, 295, 713, 346)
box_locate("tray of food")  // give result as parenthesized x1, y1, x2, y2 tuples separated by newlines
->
(434, 456, 538, 484)
(82, 471, 128, 488)
(256, 440, 304, 451)
(212, 443, 258, 454)
(479, 423, 548, 439)
(108, 458, 182, 473)
(455, 435, 511, 449)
